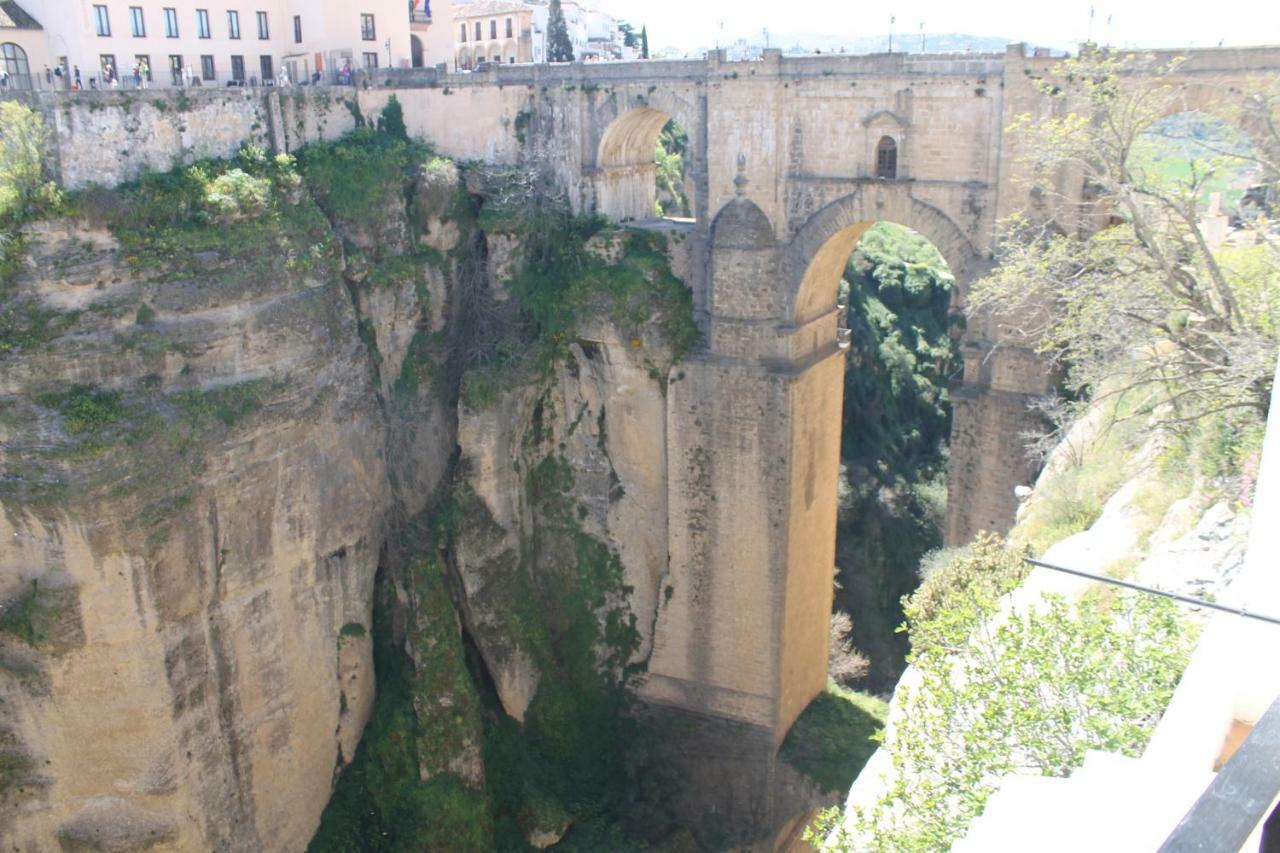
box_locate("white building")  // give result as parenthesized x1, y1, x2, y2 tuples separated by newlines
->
(450, 0, 631, 66)
(0, 0, 441, 89)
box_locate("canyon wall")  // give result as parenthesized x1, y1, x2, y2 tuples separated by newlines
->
(0, 204, 388, 848)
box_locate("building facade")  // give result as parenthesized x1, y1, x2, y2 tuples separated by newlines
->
(453, 0, 532, 69)
(450, 0, 633, 70)
(1, 0, 425, 89)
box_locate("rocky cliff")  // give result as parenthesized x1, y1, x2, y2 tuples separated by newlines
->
(0, 127, 697, 851)
(0, 174, 389, 850)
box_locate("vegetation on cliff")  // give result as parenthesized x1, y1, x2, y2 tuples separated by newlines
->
(309, 555, 492, 853)
(809, 537, 1195, 851)
(298, 120, 698, 849)
(1, 140, 331, 516)
(971, 54, 1279, 437)
(459, 163, 697, 409)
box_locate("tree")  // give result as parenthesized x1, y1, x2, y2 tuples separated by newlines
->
(546, 0, 575, 63)
(640, 26, 649, 60)
(618, 21, 637, 49)
(0, 101, 58, 227)
(376, 94, 408, 141)
(969, 53, 1280, 435)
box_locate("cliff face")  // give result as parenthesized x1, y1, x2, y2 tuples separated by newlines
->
(0, 134, 697, 850)
(0, 199, 390, 850)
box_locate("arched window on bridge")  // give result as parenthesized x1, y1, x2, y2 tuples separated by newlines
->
(460, 23, 466, 42)
(875, 136, 898, 179)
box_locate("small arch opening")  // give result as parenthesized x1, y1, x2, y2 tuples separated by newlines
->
(596, 107, 696, 224)
(875, 136, 898, 179)
(410, 35, 424, 68)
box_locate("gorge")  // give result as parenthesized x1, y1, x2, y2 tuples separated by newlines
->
(2, 42, 1279, 852)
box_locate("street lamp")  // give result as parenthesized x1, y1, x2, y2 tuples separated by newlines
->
(385, 38, 392, 68)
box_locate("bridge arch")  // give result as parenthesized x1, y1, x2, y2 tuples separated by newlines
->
(592, 92, 701, 222)
(784, 185, 982, 326)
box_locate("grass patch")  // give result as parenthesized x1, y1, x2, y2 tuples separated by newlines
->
(0, 297, 81, 353)
(1013, 401, 1145, 555)
(0, 751, 33, 795)
(0, 581, 39, 644)
(49, 387, 128, 435)
(781, 681, 889, 792)
(175, 380, 269, 428)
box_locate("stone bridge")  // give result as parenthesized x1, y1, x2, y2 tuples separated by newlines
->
(22, 42, 1280, 841)
(370, 44, 1279, 753)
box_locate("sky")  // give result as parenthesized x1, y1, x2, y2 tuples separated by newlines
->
(593, 0, 1280, 54)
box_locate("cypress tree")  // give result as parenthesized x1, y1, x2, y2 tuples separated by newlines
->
(547, 0, 575, 63)
(640, 25, 649, 59)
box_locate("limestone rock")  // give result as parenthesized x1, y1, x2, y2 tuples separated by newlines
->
(0, 217, 390, 850)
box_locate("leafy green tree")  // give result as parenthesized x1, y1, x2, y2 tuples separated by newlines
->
(808, 536, 1195, 851)
(376, 94, 409, 142)
(654, 121, 689, 217)
(970, 53, 1280, 434)
(0, 101, 60, 235)
(547, 0, 575, 63)
(618, 21, 637, 49)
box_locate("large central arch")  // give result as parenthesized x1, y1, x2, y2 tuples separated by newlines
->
(785, 184, 983, 326)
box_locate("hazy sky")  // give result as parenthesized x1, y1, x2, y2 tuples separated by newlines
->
(595, 0, 1280, 53)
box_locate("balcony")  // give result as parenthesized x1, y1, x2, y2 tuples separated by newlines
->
(409, 2, 431, 30)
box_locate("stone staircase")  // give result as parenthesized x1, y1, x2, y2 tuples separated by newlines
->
(953, 750, 1215, 852)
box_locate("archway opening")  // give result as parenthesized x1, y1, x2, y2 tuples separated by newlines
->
(774, 216, 960, 794)
(829, 222, 960, 691)
(654, 119, 693, 221)
(411, 35, 424, 68)
(595, 107, 696, 224)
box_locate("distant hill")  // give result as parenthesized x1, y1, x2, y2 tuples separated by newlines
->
(774, 31, 1014, 55)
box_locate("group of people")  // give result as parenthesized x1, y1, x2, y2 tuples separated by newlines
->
(17, 56, 356, 92)
(31, 58, 148, 91)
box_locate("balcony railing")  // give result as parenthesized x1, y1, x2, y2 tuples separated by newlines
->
(1159, 695, 1280, 851)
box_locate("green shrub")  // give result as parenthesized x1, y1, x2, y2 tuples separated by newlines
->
(339, 622, 366, 638)
(135, 303, 156, 325)
(0, 581, 38, 644)
(0, 101, 60, 227)
(204, 169, 273, 219)
(298, 128, 429, 223)
(52, 387, 128, 435)
(377, 95, 409, 141)
(810, 540, 1196, 851)
(176, 380, 268, 427)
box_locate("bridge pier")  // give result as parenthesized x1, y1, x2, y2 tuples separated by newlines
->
(946, 335, 1055, 544)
